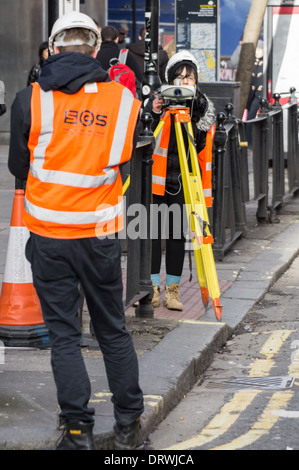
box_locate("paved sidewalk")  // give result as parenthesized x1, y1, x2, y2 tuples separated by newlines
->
(0, 144, 299, 449)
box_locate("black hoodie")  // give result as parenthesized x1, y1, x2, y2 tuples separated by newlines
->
(8, 53, 110, 181)
(39, 52, 109, 93)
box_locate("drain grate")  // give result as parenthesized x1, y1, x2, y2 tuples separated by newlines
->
(205, 376, 294, 390)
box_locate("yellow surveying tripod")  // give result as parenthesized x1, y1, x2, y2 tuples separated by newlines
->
(153, 98, 222, 321)
(123, 89, 222, 321)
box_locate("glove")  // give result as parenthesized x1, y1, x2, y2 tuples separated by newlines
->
(0, 104, 6, 116)
(189, 92, 208, 123)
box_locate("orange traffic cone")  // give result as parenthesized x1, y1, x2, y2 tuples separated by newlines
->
(0, 189, 49, 348)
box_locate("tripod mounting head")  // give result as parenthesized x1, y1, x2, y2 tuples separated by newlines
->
(160, 84, 196, 105)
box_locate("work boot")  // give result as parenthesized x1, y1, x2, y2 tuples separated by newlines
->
(56, 421, 95, 450)
(56, 406, 67, 430)
(134, 284, 160, 308)
(113, 418, 141, 450)
(151, 283, 160, 308)
(163, 283, 183, 311)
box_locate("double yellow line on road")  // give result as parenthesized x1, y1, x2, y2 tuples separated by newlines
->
(165, 330, 296, 450)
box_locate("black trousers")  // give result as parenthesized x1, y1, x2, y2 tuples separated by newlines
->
(26, 233, 144, 425)
(151, 188, 186, 277)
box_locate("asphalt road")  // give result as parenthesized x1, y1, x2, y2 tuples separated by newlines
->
(147, 255, 299, 451)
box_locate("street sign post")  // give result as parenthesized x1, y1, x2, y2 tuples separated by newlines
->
(176, 0, 219, 81)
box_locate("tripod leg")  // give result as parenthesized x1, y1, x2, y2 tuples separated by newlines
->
(174, 117, 212, 309)
(175, 114, 222, 321)
(186, 120, 222, 321)
(193, 247, 209, 308)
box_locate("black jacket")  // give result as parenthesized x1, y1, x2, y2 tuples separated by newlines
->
(246, 56, 264, 113)
(96, 41, 142, 82)
(8, 52, 111, 181)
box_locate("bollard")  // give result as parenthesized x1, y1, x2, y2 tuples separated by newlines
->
(286, 87, 299, 194)
(237, 121, 250, 203)
(135, 113, 155, 317)
(125, 113, 155, 316)
(224, 104, 246, 233)
(252, 98, 270, 221)
(271, 93, 285, 212)
(212, 112, 227, 261)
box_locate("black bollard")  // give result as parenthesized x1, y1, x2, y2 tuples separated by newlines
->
(142, 0, 162, 104)
(135, 112, 155, 317)
(212, 112, 227, 260)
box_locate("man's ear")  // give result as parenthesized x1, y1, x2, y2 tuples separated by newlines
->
(91, 48, 98, 58)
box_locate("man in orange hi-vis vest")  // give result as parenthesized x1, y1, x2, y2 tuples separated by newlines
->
(144, 50, 215, 312)
(8, 12, 143, 451)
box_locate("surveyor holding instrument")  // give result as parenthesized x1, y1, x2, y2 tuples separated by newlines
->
(144, 50, 215, 311)
(8, 11, 144, 450)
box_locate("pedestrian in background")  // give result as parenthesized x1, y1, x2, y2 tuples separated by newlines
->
(117, 28, 127, 49)
(243, 40, 264, 148)
(27, 41, 49, 86)
(144, 50, 215, 311)
(8, 11, 144, 451)
(246, 40, 264, 120)
(96, 25, 142, 83)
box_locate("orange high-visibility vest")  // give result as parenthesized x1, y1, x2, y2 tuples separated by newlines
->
(152, 112, 171, 196)
(24, 81, 140, 239)
(198, 123, 215, 207)
(152, 115, 215, 204)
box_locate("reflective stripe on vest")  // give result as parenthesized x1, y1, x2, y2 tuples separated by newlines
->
(24, 82, 140, 238)
(24, 197, 123, 225)
(152, 113, 171, 195)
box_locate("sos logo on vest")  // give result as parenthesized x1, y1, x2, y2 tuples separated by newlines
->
(64, 109, 108, 127)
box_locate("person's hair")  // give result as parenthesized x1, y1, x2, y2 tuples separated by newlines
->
(101, 25, 119, 42)
(39, 41, 49, 60)
(172, 64, 197, 83)
(139, 27, 145, 39)
(55, 28, 96, 55)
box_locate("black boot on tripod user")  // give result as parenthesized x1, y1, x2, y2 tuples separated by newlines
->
(113, 418, 142, 450)
(56, 421, 95, 450)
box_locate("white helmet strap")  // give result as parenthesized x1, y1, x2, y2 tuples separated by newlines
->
(53, 30, 97, 48)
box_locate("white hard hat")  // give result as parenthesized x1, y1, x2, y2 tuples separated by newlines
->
(165, 50, 200, 84)
(49, 11, 101, 55)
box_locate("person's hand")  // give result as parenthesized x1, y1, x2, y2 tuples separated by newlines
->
(152, 95, 164, 113)
(0, 104, 6, 116)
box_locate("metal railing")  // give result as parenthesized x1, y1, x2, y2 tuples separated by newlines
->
(211, 88, 299, 260)
(124, 88, 299, 310)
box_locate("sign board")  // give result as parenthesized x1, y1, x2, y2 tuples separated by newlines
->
(59, 0, 80, 15)
(176, 0, 219, 81)
(267, 0, 299, 5)
(265, 0, 299, 98)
